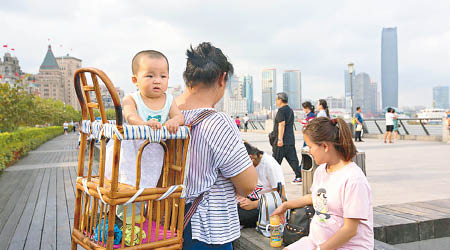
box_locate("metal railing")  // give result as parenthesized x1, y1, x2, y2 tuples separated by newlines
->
(362, 118, 443, 136)
(248, 118, 445, 137)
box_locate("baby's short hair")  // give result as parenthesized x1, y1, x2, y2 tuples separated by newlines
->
(132, 50, 169, 75)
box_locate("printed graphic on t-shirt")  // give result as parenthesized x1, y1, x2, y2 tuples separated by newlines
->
(314, 188, 331, 222)
(147, 115, 162, 122)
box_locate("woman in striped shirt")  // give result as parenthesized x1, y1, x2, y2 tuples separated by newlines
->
(176, 42, 258, 250)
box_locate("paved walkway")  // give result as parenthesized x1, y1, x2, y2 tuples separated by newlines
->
(0, 131, 449, 249)
(241, 132, 450, 206)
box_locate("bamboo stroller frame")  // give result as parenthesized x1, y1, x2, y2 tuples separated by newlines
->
(71, 68, 190, 250)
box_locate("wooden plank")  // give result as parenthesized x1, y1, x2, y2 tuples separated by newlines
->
(0, 170, 33, 233)
(24, 168, 51, 250)
(57, 167, 72, 249)
(64, 167, 76, 232)
(0, 169, 37, 249)
(0, 171, 21, 214)
(40, 167, 57, 250)
(412, 201, 450, 215)
(7, 168, 45, 250)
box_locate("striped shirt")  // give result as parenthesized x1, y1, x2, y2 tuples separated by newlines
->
(182, 108, 253, 244)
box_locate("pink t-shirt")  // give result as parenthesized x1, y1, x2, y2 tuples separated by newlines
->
(287, 162, 374, 250)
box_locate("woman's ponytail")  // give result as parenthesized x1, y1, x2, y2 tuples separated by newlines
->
(305, 117, 356, 162)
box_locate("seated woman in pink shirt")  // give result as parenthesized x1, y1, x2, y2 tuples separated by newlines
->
(272, 117, 373, 250)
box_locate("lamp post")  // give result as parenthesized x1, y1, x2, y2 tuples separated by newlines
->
(348, 63, 354, 119)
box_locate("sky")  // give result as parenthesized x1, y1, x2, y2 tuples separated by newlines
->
(2, 0, 450, 107)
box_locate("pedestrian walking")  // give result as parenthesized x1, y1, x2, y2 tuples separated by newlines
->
(243, 113, 249, 132)
(384, 108, 396, 143)
(393, 109, 400, 140)
(235, 116, 241, 129)
(355, 107, 364, 142)
(317, 99, 330, 118)
(63, 121, 69, 135)
(272, 92, 301, 184)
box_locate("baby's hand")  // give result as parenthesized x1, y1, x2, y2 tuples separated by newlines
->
(146, 119, 162, 130)
(164, 119, 179, 134)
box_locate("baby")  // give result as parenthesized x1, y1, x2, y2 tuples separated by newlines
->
(105, 50, 184, 222)
(107, 49, 184, 185)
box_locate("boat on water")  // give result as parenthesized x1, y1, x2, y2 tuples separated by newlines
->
(416, 108, 447, 119)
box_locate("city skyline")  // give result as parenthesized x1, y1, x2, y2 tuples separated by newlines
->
(2, 0, 450, 107)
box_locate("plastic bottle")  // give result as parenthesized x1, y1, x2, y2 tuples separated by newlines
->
(269, 215, 282, 247)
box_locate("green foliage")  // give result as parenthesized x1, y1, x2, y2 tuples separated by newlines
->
(0, 126, 64, 170)
(0, 83, 81, 132)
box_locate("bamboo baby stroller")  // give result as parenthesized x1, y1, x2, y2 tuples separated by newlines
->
(71, 68, 190, 250)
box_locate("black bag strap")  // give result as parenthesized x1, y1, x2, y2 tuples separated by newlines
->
(183, 109, 217, 230)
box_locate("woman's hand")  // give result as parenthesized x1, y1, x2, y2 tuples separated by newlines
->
(238, 197, 258, 210)
(164, 119, 180, 134)
(271, 203, 288, 224)
(146, 119, 162, 130)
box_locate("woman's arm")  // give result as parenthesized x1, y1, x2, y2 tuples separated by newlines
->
(271, 194, 312, 224)
(231, 165, 258, 197)
(317, 218, 360, 250)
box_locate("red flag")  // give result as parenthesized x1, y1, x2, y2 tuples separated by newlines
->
(0, 74, 3, 79)
(15, 72, 19, 77)
(11, 48, 15, 51)
(33, 79, 36, 83)
(2, 45, 7, 48)
(20, 75, 24, 79)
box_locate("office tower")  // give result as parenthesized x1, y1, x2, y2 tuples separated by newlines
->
(354, 73, 378, 114)
(282, 70, 301, 109)
(262, 69, 277, 110)
(433, 86, 449, 109)
(381, 27, 399, 109)
(243, 75, 254, 113)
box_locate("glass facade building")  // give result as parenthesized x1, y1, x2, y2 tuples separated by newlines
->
(282, 70, 301, 109)
(433, 86, 449, 109)
(381, 27, 399, 109)
(262, 69, 277, 110)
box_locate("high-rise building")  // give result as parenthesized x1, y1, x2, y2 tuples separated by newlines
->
(381, 27, 399, 109)
(282, 70, 301, 109)
(56, 54, 82, 109)
(354, 73, 378, 115)
(262, 69, 276, 110)
(227, 75, 240, 98)
(433, 86, 449, 109)
(242, 75, 254, 113)
(325, 96, 345, 110)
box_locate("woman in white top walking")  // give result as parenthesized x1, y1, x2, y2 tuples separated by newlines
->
(317, 99, 330, 118)
(384, 107, 396, 143)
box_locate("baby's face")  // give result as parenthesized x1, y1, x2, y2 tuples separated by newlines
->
(133, 56, 169, 98)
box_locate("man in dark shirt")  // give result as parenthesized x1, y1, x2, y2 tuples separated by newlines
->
(272, 92, 301, 184)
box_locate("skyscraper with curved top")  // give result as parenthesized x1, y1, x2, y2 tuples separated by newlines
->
(381, 27, 398, 109)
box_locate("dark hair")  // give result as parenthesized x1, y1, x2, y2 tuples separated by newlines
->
(356, 106, 361, 111)
(132, 50, 169, 75)
(302, 101, 315, 113)
(304, 117, 356, 162)
(277, 92, 288, 103)
(183, 42, 234, 88)
(318, 99, 330, 117)
(244, 142, 263, 157)
(387, 107, 392, 113)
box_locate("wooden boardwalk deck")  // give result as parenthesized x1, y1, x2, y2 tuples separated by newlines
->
(1, 132, 449, 249)
(0, 133, 95, 250)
